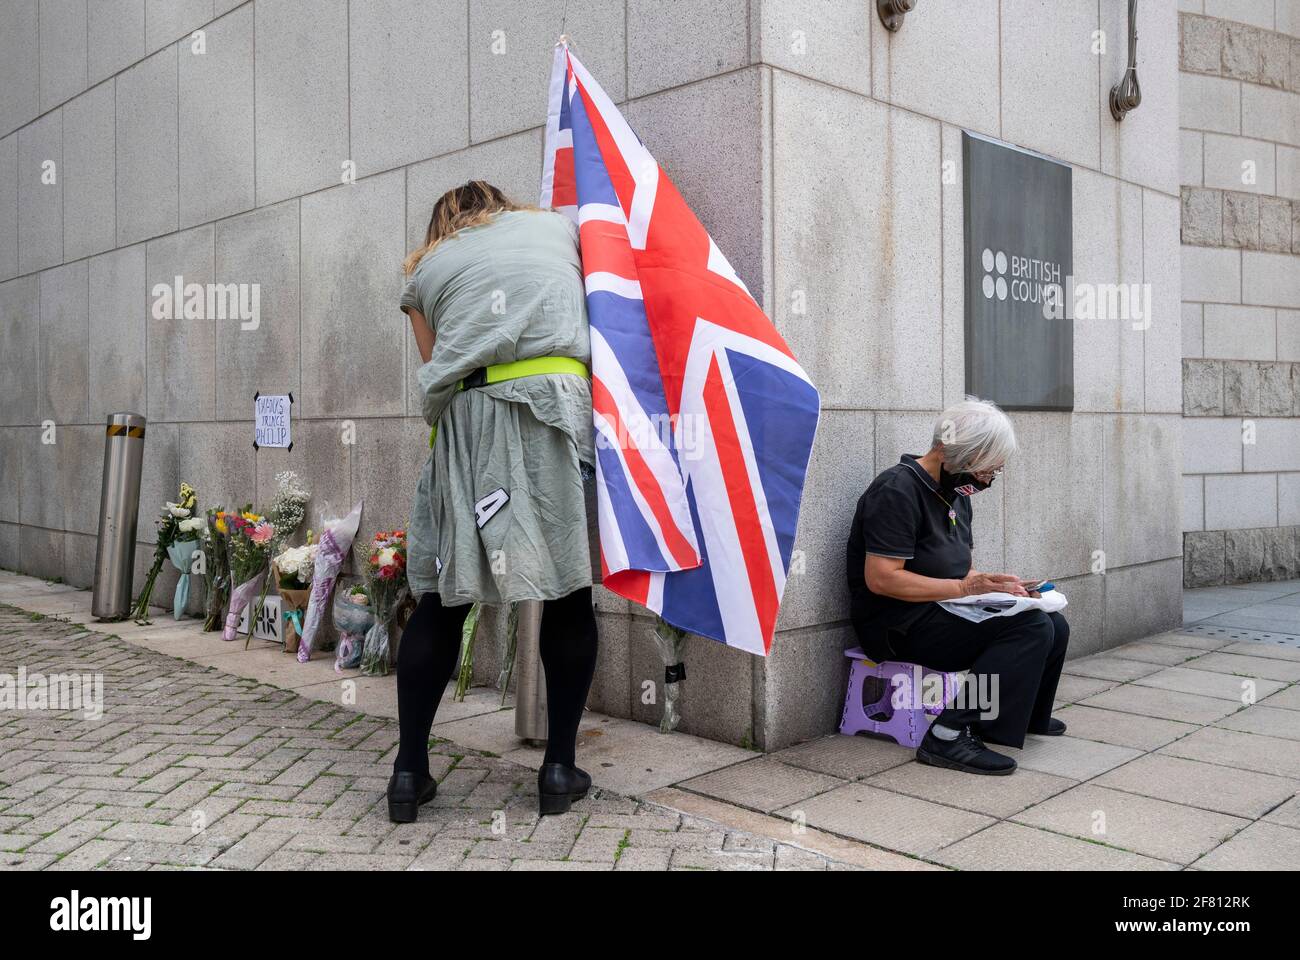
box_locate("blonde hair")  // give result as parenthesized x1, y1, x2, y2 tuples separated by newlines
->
(931, 397, 1017, 474)
(403, 180, 530, 275)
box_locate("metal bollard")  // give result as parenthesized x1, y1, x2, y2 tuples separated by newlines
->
(91, 412, 147, 620)
(513, 600, 548, 744)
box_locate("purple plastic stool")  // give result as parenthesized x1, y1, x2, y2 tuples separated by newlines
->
(838, 647, 961, 748)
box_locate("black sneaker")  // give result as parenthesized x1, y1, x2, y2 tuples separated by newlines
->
(987, 717, 1066, 744)
(916, 724, 1017, 776)
(387, 771, 437, 823)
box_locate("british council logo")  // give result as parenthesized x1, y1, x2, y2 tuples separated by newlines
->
(981, 248, 1008, 301)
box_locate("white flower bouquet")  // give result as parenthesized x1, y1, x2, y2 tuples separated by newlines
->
(167, 514, 206, 619)
(274, 540, 318, 653)
(132, 482, 198, 623)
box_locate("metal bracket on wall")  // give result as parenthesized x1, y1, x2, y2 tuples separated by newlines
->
(1109, 0, 1142, 120)
(876, 0, 917, 33)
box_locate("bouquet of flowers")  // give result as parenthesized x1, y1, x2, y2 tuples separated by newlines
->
(273, 540, 317, 654)
(653, 618, 688, 734)
(167, 513, 206, 619)
(268, 470, 310, 554)
(332, 581, 374, 672)
(201, 508, 231, 631)
(454, 603, 483, 701)
(274, 542, 316, 589)
(221, 506, 276, 643)
(359, 529, 408, 676)
(131, 482, 198, 623)
(296, 501, 364, 663)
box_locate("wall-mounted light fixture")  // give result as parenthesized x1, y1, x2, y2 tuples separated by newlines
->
(1109, 0, 1142, 120)
(877, 0, 917, 33)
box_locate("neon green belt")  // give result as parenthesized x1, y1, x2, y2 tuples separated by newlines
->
(429, 356, 589, 448)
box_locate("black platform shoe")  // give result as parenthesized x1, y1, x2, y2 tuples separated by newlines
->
(916, 724, 1017, 776)
(537, 763, 592, 816)
(387, 771, 437, 823)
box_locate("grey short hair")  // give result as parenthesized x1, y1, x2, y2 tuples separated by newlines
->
(931, 398, 1016, 473)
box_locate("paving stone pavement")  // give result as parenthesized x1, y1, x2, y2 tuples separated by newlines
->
(6, 577, 1300, 873)
(0, 605, 859, 872)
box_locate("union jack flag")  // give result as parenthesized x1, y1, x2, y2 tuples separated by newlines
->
(540, 43, 820, 656)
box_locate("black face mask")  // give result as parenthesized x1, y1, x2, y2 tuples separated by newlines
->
(941, 465, 993, 496)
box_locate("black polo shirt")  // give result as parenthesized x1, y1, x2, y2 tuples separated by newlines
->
(846, 454, 974, 642)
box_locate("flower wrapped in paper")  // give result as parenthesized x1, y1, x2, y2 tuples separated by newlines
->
(280, 587, 311, 652)
(201, 508, 231, 631)
(360, 529, 408, 676)
(332, 581, 374, 672)
(224, 571, 268, 644)
(653, 618, 687, 733)
(274, 540, 317, 654)
(296, 501, 363, 663)
(132, 481, 198, 623)
(166, 516, 204, 620)
(221, 506, 276, 643)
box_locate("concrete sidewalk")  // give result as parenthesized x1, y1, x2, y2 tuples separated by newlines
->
(2, 570, 1298, 870)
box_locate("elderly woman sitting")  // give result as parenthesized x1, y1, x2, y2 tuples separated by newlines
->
(845, 398, 1069, 775)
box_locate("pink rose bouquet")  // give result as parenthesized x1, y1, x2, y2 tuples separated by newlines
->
(221, 506, 276, 644)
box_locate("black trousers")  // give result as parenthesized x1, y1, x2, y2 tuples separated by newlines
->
(394, 587, 598, 777)
(873, 606, 1070, 749)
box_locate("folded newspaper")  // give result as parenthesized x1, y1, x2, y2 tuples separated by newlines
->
(938, 589, 1068, 624)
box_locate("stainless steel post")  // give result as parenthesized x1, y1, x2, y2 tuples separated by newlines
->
(512, 600, 548, 744)
(91, 412, 147, 620)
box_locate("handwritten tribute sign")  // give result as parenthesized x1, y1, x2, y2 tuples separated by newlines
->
(253, 393, 292, 449)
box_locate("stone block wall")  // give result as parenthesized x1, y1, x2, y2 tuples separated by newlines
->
(1179, 3, 1300, 587)
(0, 0, 1186, 750)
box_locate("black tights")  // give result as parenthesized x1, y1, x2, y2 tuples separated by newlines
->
(394, 588, 599, 777)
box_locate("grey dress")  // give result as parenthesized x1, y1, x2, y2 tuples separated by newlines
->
(400, 209, 596, 606)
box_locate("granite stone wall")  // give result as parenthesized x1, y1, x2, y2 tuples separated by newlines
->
(1179, 3, 1300, 588)
(0, 0, 1187, 749)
